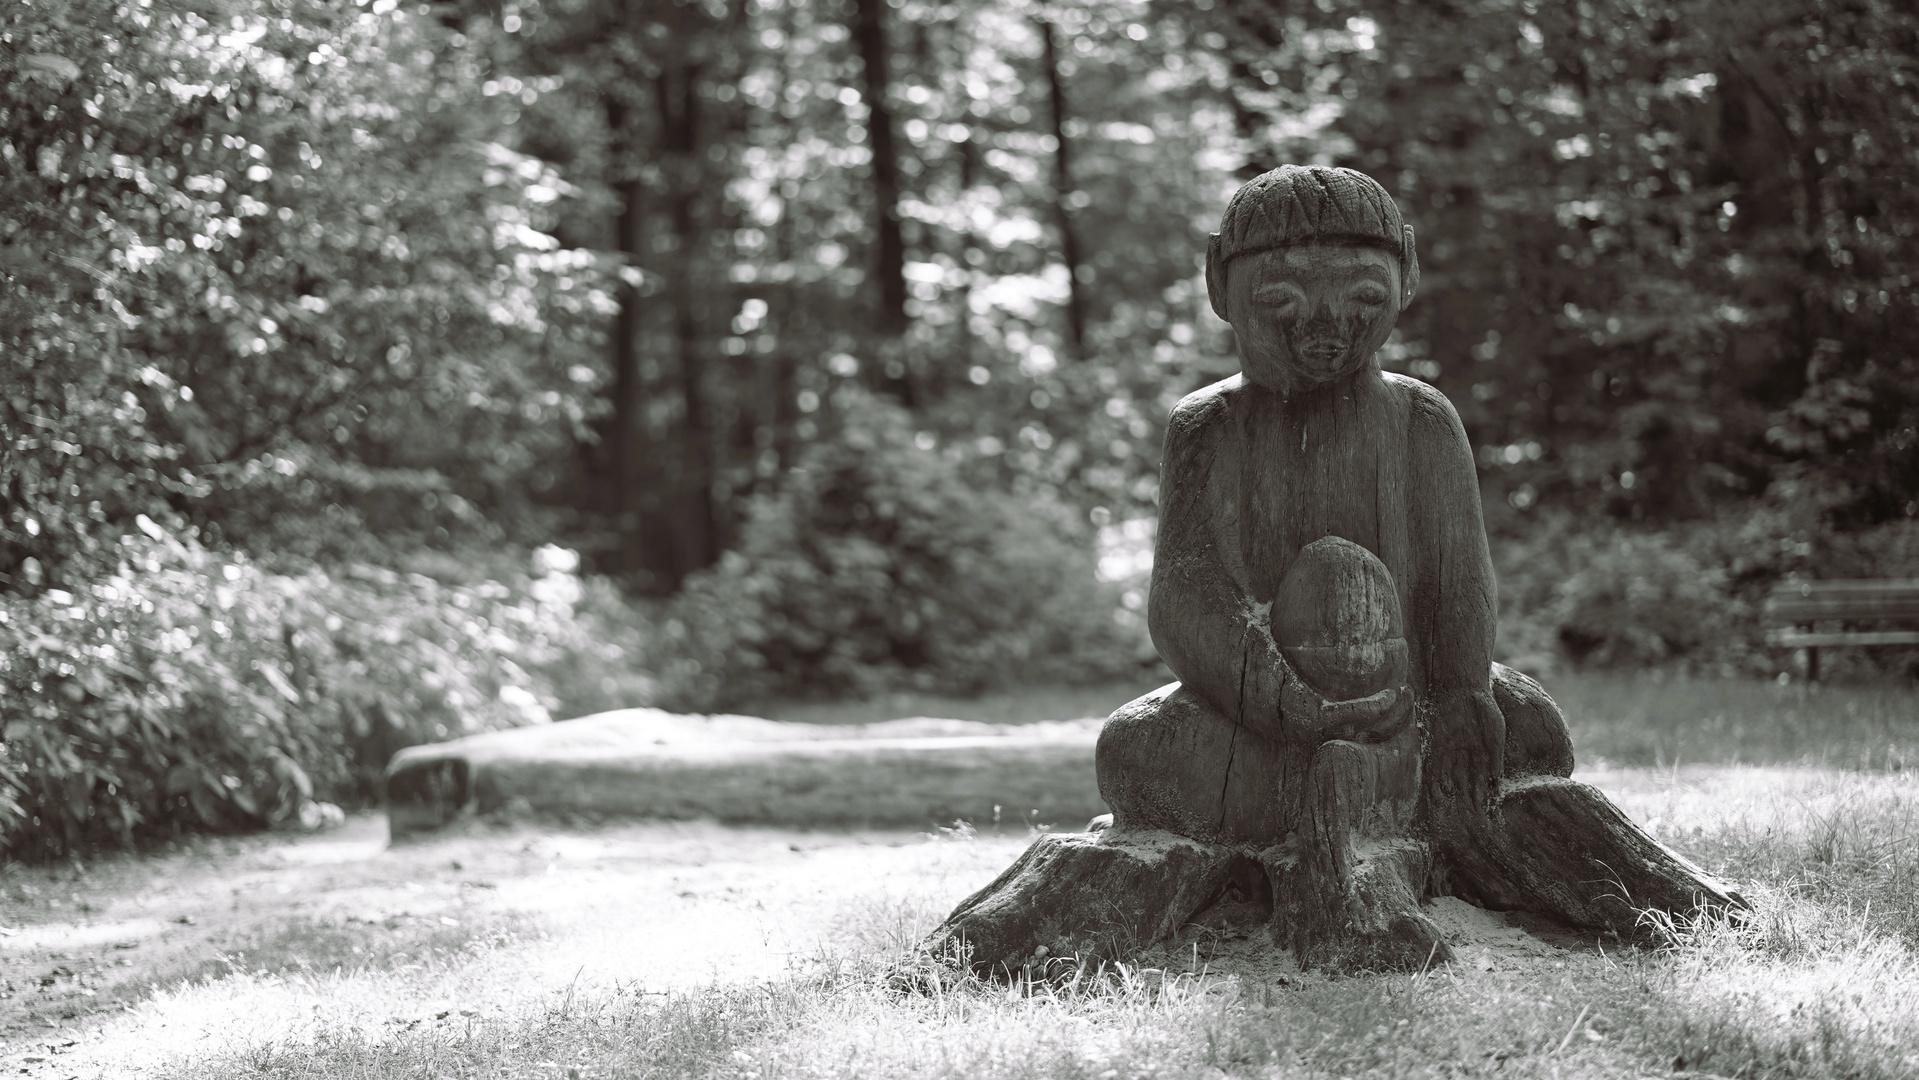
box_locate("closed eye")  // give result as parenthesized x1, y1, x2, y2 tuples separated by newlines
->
(1254, 286, 1304, 311)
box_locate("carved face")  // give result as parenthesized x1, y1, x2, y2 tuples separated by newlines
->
(1222, 245, 1403, 394)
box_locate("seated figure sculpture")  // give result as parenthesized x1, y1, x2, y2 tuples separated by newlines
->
(924, 166, 1743, 974)
(1099, 164, 1566, 858)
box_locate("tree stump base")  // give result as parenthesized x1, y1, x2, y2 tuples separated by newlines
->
(922, 829, 1268, 975)
(922, 775, 1744, 978)
(921, 828, 1449, 976)
(1457, 775, 1745, 938)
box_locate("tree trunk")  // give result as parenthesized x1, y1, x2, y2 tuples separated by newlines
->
(1036, 18, 1086, 358)
(656, 64, 718, 583)
(852, 0, 908, 336)
(601, 96, 648, 577)
(953, 127, 979, 373)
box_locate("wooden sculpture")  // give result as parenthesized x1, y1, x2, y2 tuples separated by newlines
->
(923, 165, 1743, 974)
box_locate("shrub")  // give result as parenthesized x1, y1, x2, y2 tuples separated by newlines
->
(650, 390, 1152, 711)
(0, 403, 1153, 858)
(1495, 512, 1749, 673)
(0, 526, 651, 861)
(1, 0, 607, 586)
(1493, 504, 1919, 678)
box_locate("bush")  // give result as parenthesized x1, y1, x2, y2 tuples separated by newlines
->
(1505, 520, 1744, 670)
(0, 526, 651, 861)
(0, 395, 1155, 858)
(1494, 504, 1919, 678)
(2, 0, 607, 586)
(649, 390, 1152, 711)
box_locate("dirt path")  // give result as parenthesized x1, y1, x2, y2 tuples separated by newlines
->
(2, 763, 1896, 1078)
(0, 815, 1027, 1077)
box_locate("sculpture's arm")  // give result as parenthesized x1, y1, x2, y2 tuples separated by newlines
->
(1146, 389, 1292, 741)
(1404, 381, 1505, 807)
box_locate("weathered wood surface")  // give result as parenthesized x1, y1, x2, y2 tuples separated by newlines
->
(922, 830, 1269, 973)
(922, 164, 1745, 977)
(385, 709, 1102, 836)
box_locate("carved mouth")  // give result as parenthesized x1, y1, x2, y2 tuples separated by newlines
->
(1296, 339, 1349, 367)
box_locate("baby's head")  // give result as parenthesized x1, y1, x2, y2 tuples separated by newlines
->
(1271, 535, 1408, 702)
(1205, 166, 1420, 393)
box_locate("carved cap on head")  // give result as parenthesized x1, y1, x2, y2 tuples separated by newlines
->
(1206, 164, 1420, 319)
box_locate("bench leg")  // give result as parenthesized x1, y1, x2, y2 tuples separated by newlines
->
(1807, 646, 1820, 683)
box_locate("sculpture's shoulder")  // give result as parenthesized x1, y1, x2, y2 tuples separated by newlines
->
(1382, 371, 1468, 446)
(1166, 374, 1247, 444)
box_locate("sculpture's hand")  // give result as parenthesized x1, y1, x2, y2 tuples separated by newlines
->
(1426, 691, 1505, 812)
(1277, 656, 1415, 743)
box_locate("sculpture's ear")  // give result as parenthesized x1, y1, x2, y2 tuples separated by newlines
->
(1399, 224, 1421, 309)
(1205, 232, 1231, 322)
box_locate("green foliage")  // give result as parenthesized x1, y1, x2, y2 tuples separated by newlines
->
(1495, 513, 1744, 670)
(1495, 508, 1919, 675)
(1, 0, 608, 583)
(1210, 0, 1919, 532)
(488, 0, 1247, 587)
(652, 389, 1152, 710)
(0, 525, 649, 861)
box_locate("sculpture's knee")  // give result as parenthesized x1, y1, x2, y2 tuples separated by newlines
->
(1095, 682, 1284, 843)
(1095, 683, 1198, 831)
(1492, 663, 1575, 778)
(1096, 683, 1168, 781)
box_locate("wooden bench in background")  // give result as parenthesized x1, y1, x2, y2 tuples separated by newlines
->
(1764, 579, 1919, 681)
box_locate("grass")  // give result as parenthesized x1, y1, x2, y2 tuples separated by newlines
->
(6, 672, 1918, 1080)
(1551, 670, 1919, 771)
(93, 876, 1919, 1079)
(180, 978, 792, 1080)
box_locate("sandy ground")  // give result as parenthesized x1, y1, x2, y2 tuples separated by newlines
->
(0, 815, 1031, 1076)
(1, 762, 1898, 1077)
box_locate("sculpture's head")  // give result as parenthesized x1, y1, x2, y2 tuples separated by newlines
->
(1205, 165, 1420, 394)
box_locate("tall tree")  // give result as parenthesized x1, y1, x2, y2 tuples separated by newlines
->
(1037, 16, 1087, 358)
(602, 84, 647, 573)
(651, 50, 721, 583)
(853, 0, 909, 336)
(495, 0, 750, 590)
(1207, 0, 1919, 536)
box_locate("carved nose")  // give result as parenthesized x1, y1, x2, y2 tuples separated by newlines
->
(1295, 310, 1348, 360)
(1299, 309, 1342, 335)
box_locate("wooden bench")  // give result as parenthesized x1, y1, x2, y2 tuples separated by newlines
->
(1763, 579, 1919, 681)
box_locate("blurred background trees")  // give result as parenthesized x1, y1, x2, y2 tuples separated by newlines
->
(4, 0, 1915, 856)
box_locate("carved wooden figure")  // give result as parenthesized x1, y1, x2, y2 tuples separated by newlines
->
(923, 165, 1743, 974)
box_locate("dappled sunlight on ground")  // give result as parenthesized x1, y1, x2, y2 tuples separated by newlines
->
(1, 816, 1024, 1077)
(3, 759, 1916, 1078)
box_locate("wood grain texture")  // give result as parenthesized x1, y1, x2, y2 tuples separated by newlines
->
(921, 830, 1269, 975)
(1273, 536, 1409, 703)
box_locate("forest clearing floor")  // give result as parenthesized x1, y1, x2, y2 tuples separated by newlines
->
(4, 676, 1919, 1079)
